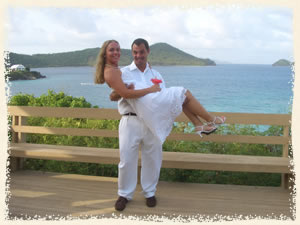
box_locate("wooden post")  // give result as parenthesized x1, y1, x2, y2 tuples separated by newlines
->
(281, 125, 290, 189)
(10, 115, 27, 172)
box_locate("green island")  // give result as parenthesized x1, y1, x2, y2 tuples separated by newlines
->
(8, 43, 216, 68)
(272, 59, 291, 66)
(6, 69, 46, 81)
(8, 90, 286, 187)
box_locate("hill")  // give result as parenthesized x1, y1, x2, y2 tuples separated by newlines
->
(148, 43, 215, 66)
(272, 59, 291, 66)
(8, 43, 215, 68)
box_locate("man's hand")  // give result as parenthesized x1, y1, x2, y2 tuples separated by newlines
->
(110, 90, 122, 101)
(126, 83, 135, 90)
(109, 83, 135, 101)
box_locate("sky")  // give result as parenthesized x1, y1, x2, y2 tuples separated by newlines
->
(4, 6, 294, 64)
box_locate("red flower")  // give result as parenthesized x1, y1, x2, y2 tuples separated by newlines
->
(151, 78, 162, 84)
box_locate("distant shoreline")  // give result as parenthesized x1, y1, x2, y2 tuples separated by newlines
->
(27, 63, 286, 69)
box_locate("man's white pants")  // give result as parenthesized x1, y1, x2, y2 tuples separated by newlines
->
(118, 116, 162, 200)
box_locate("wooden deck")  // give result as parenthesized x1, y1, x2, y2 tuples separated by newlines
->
(7, 170, 294, 221)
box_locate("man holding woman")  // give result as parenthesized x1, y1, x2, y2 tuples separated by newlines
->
(94, 38, 225, 211)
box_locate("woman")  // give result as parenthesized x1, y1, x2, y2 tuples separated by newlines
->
(95, 40, 226, 144)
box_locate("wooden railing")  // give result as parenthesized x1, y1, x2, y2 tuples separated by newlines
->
(7, 106, 292, 188)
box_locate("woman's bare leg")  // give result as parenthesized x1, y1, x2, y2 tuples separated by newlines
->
(182, 107, 203, 127)
(182, 90, 225, 129)
(183, 103, 217, 133)
(183, 90, 214, 122)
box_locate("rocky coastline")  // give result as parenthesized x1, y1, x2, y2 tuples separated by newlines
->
(7, 70, 46, 81)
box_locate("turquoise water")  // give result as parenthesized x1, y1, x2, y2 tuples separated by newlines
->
(8, 64, 293, 114)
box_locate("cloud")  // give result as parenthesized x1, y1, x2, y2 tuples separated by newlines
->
(6, 7, 101, 53)
(5, 6, 293, 64)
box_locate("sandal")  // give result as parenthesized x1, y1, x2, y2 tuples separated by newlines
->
(195, 125, 217, 137)
(209, 116, 226, 127)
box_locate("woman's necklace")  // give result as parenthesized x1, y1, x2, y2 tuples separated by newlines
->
(105, 63, 119, 69)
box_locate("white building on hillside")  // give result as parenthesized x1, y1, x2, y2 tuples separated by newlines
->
(10, 64, 26, 71)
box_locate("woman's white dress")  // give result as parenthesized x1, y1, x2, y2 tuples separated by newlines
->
(126, 82, 186, 144)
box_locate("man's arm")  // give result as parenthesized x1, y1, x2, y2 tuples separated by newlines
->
(105, 68, 160, 99)
(109, 83, 135, 101)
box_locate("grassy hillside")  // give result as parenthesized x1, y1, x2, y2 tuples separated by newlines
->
(8, 43, 215, 68)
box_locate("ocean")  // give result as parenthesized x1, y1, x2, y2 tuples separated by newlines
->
(7, 64, 294, 114)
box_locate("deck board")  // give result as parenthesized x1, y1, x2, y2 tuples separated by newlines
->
(7, 170, 293, 220)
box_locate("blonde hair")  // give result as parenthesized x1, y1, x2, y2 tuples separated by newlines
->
(94, 40, 119, 84)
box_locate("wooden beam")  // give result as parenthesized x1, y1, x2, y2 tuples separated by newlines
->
(12, 125, 119, 138)
(12, 125, 290, 145)
(7, 106, 121, 120)
(9, 143, 291, 174)
(8, 106, 291, 126)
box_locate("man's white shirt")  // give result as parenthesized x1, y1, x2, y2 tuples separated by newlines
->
(118, 61, 165, 115)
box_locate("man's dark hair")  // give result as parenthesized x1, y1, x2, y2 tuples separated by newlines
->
(131, 38, 150, 51)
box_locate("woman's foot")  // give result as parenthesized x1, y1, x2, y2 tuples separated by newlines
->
(195, 124, 217, 137)
(209, 116, 226, 126)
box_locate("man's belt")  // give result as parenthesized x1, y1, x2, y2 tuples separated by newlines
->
(122, 112, 137, 116)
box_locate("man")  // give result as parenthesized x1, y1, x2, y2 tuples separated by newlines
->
(112, 38, 165, 211)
